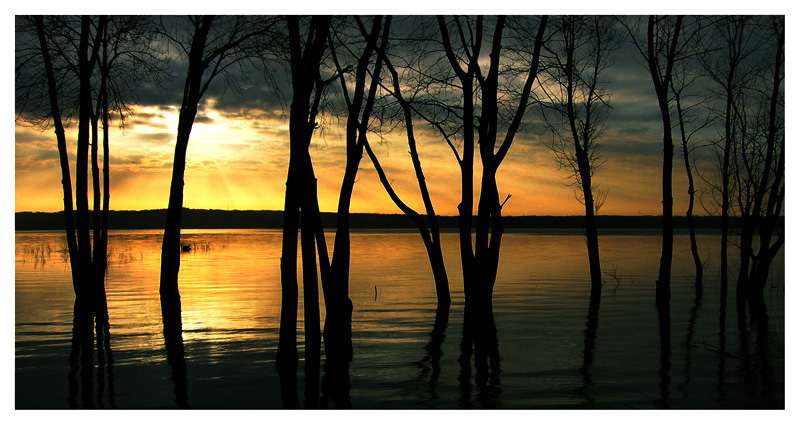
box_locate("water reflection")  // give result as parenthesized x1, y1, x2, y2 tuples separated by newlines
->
(321, 357, 351, 408)
(277, 356, 298, 408)
(656, 299, 671, 408)
(458, 306, 501, 408)
(14, 230, 784, 408)
(67, 298, 115, 408)
(579, 288, 600, 403)
(162, 299, 189, 408)
(734, 295, 780, 408)
(413, 303, 450, 402)
(680, 295, 701, 399)
(304, 345, 321, 408)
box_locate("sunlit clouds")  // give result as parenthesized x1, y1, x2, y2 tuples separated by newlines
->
(14, 34, 699, 217)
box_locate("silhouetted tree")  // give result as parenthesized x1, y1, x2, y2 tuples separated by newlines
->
(417, 15, 547, 318)
(277, 15, 332, 367)
(672, 85, 706, 299)
(322, 16, 391, 362)
(159, 15, 278, 327)
(539, 15, 618, 292)
(623, 15, 694, 302)
(730, 17, 784, 304)
(17, 15, 105, 307)
(698, 16, 761, 300)
(362, 18, 450, 305)
(17, 16, 162, 407)
(670, 45, 712, 299)
(17, 14, 163, 354)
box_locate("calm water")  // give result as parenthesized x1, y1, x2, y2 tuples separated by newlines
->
(15, 229, 784, 409)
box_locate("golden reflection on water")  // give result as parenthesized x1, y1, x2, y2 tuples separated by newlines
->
(15, 228, 784, 408)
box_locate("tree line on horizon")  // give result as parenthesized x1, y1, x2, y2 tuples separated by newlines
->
(15, 15, 784, 406)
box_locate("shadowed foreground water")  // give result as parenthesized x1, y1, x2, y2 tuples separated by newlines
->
(15, 229, 784, 408)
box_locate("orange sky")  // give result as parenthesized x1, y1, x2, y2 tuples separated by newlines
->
(14, 98, 694, 216)
(13, 15, 710, 218)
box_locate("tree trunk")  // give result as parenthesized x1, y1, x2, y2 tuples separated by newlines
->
(159, 117, 193, 316)
(647, 16, 682, 302)
(277, 162, 300, 366)
(159, 17, 211, 324)
(300, 204, 321, 357)
(35, 16, 80, 285)
(363, 140, 450, 304)
(675, 93, 703, 298)
(577, 154, 602, 291)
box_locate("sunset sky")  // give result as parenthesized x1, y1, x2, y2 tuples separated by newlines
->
(12, 11, 779, 217)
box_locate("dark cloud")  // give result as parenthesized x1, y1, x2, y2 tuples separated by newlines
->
(194, 114, 214, 125)
(602, 140, 664, 158)
(137, 132, 175, 145)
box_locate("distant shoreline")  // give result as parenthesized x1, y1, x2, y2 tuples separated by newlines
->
(14, 208, 766, 231)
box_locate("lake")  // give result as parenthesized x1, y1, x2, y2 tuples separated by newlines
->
(14, 228, 784, 409)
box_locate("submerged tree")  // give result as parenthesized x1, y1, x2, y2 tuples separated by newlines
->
(671, 77, 707, 299)
(698, 16, 762, 300)
(16, 14, 164, 352)
(277, 15, 333, 367)
(362, 17, 451, 306)
(539, 15, 618, 293)
(731, 17, 784, 305)
(323, 15, 391, 361)
(158, 15, 278, 328)
(424, 15, 548, 317)
(622, 15, 690, 302)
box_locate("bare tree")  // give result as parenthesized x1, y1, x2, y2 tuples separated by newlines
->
(622, 15, 695, 302)
(671, 77, 709, 299)
(731, 17, 784, 304)
(324, 15, 391, 362)
(16, 16, 165, 391)
(277, 15, 333, 367)
(158, 15, 278, 329)
(361, 17, 451, 306)
(429, 15, 548, 317)
(539, 15, 618, 293)
(698, 16, 761, 301)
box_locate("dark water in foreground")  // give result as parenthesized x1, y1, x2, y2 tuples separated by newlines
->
(15, 229, 784, 409)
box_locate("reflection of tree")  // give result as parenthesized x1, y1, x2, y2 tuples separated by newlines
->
(656, 300, 671, 408)
(17, 16, 161, 387)
(734, 296, 780, 408)
(67, 298, 115, 408)
(162, 310, 189, 408)
(540, 15, 619, 292)
(680, 296, 701, 399)
(458, 307, 501, 408)
(413, 303, 450, 403)
(579, 288, 601, 404)
(321, 358, 351, 408)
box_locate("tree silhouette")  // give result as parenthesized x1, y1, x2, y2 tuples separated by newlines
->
(622, 15, 691, 301)
(671, 70, 709, 299)
(539, 15, 618, 293)
(323, 15, 391, 362)
(158, 15, 278, 328)
(424, 15, 547, 317)
(16, 14, 163, 355)
(277, 15, 332, 368)
(361, 17, 451, 306)
(698, 16, 761, 301)
(731, 17, 784, 304)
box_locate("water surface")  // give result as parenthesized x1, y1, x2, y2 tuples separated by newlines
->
(15, 229, 784, 408)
